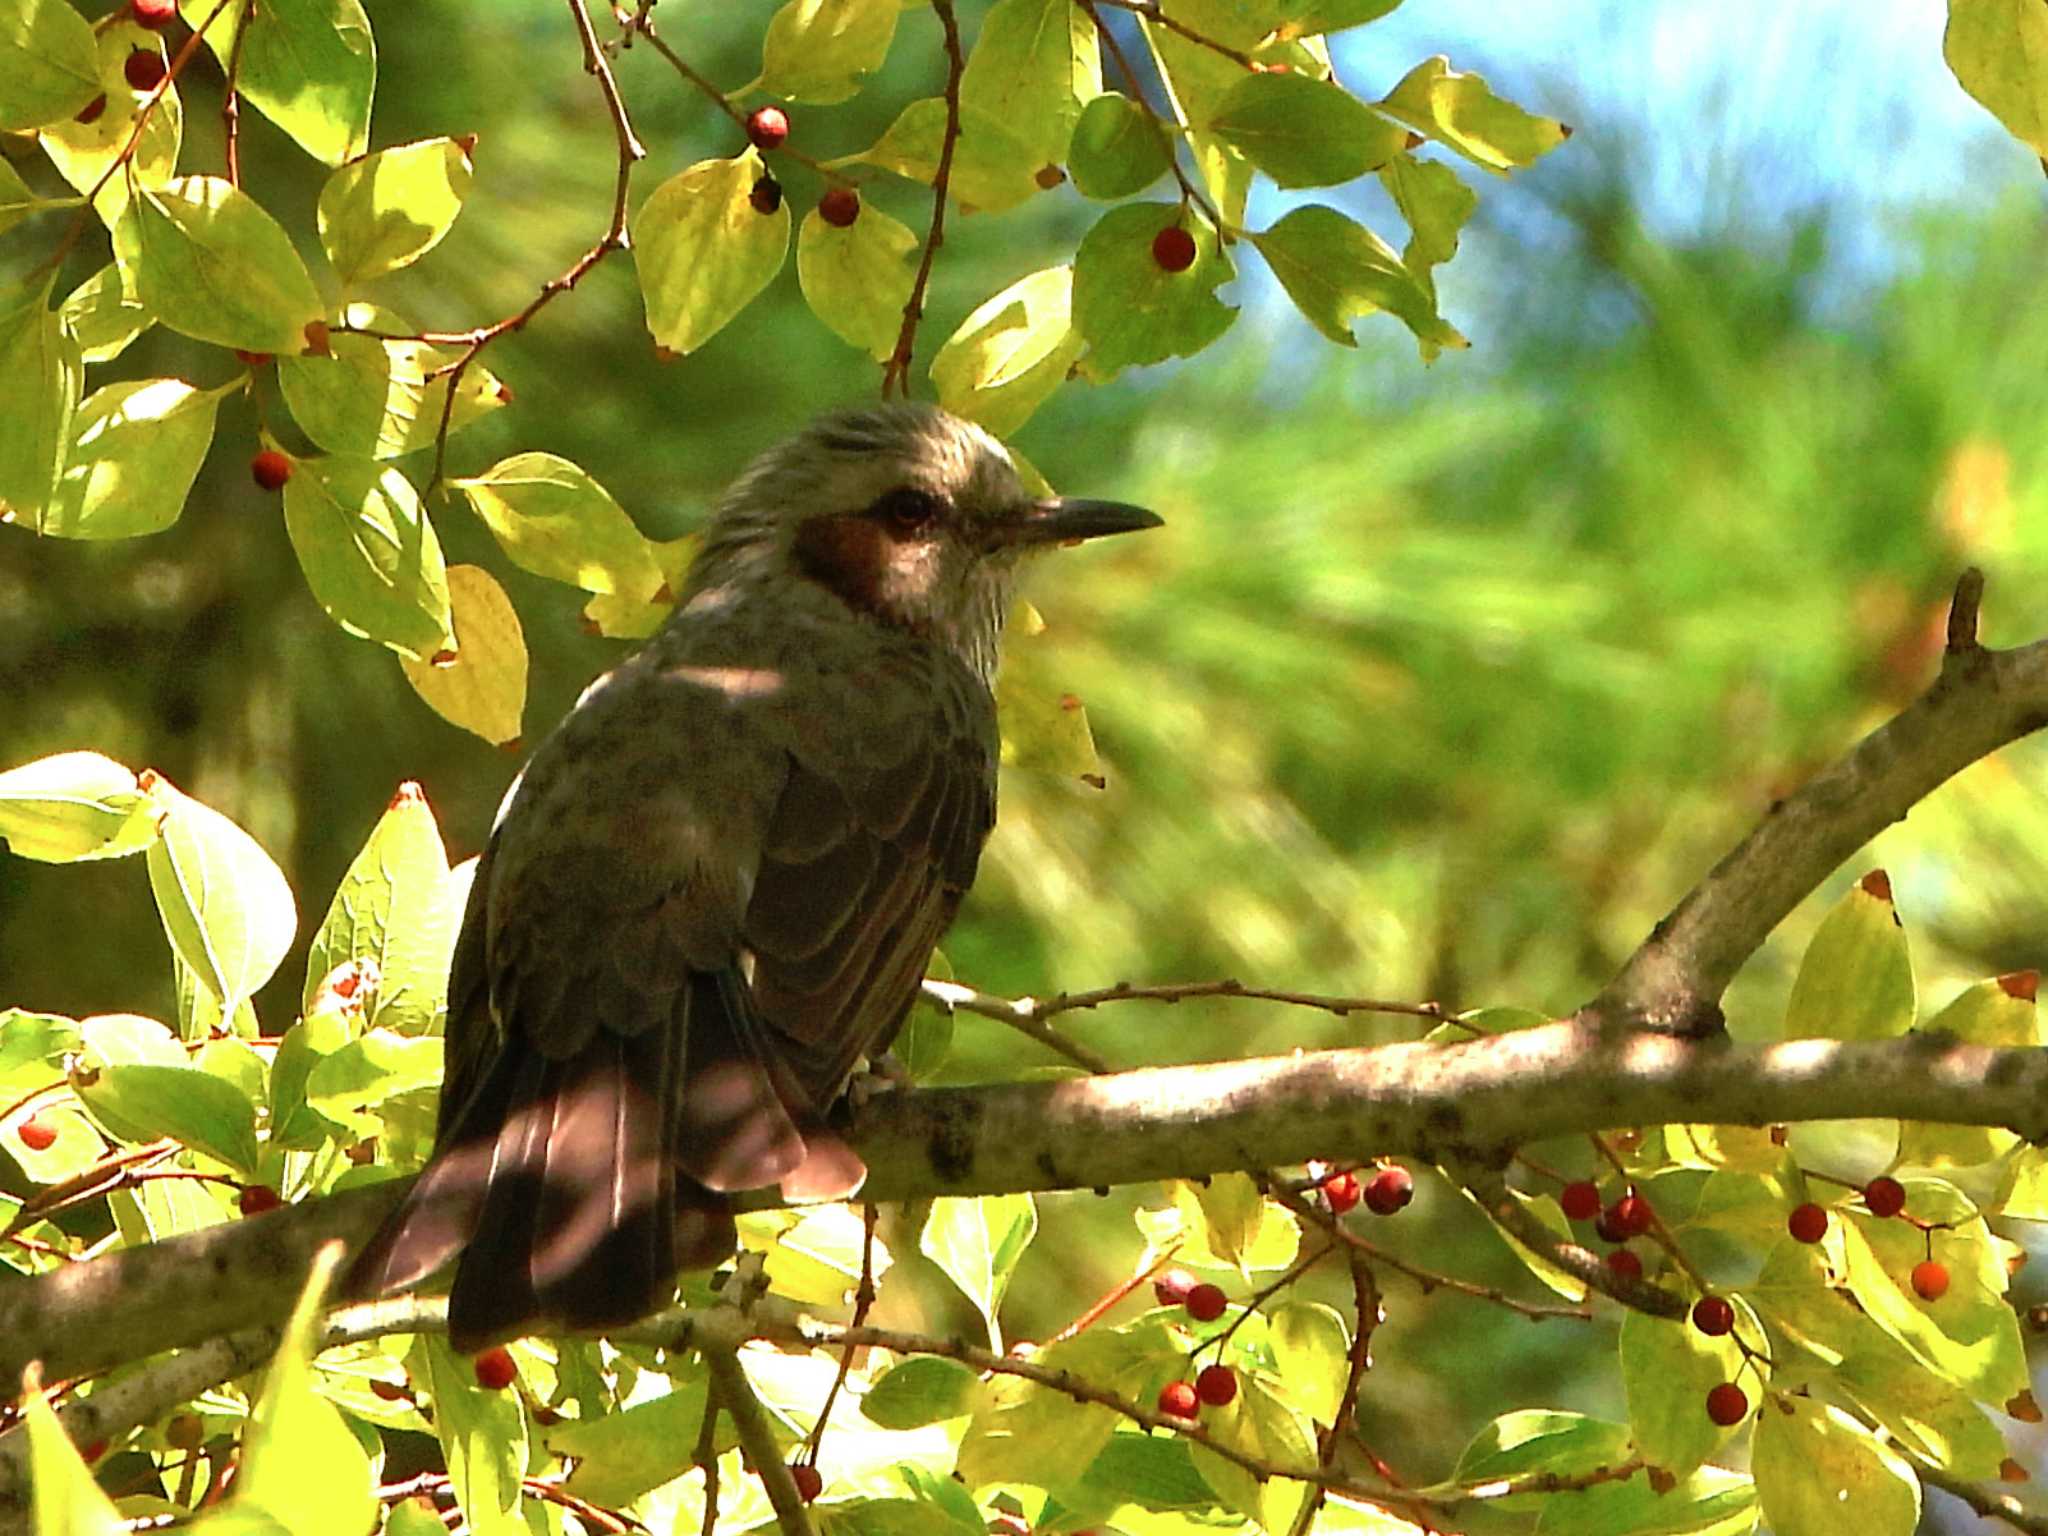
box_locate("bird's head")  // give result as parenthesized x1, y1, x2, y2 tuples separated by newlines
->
(692, 404, 1160, 677)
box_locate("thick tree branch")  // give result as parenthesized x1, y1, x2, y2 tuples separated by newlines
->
(1585, 569, 2045, 1032)
(11, 1024, 2048, 1388)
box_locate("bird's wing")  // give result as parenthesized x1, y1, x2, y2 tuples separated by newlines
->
(742, 654, 997, 1105)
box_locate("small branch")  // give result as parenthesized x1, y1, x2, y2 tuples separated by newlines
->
(1465, 1167, 1687, 1320)
(1091, 0, 1260, 70)
(920, 979, 1115, 1073)
(1046, 1245, 1182, 1346)
(1588, 1132, 1712, 1295)
(1081, 0, 1226, 236)
(221, 0, 256, 186)
(880, 0, 964, 398)
(1586, 568, 2048, 1034)
(1916, 1458, 2048, 1536)
(696, 1311, 816, 1536)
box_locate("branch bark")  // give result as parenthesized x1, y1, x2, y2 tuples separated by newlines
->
(11, 1023, 2048, 1387)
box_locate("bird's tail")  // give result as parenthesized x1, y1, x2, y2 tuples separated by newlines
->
(345, 972, 862, 1352)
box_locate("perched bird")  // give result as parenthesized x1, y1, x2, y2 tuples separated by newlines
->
(348, 403, 1160, 1350)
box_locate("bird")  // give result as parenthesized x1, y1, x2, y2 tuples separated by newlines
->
(346, 403, 1161, 1351)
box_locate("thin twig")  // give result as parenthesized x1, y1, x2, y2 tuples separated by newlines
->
(694, 1369, 723, 1536)
(881, 0, 964, 398)
(1091, 0, 1260, 69)
(923, 975, 1449, 1033)
(1080, 0, 1227, 235)
(804, 1202, 879, 1460)
(1588, 1132, 1713, 1295)
(1915, 1458, 2048, 1536)
(698, 1324, 817, 1536)
(1046, 1244, 1182, 1347)
(221, 0, 256, 186)
(920, 978, 1114, 1073)
(1463, 1166, 1687, 1320)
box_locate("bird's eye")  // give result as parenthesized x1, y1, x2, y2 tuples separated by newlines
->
(870, 487, 943, 534)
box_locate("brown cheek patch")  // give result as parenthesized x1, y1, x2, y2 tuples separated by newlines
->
(793, 513, 892, 614)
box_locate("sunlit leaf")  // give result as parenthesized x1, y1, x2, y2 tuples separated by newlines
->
(0, 274, 81, 532)
(0, 0, 100, 131)
(21, 1364, 125, 1534)
(1207, 70, 1407, 187)
(1780, 872, 1914, 1040)
(142, 771, 297, 1017)
(1272, 0, 1403, 39)
(1620, 1306, 1747, 1478)
(419, 1335, 527, 1532)
(851, 97, 1045, 213)
(229, 0, 375, 165)
(958, 0, 1099, 170)
(931, 267, 1083, 437)
(45, 377, 226, 539)
(1252, 203, 1465, 359)
(396, 566, 528, 747)
(58, 263, 152, 363)
(551, 1373, 715, 1508)
(861, 1357, 978, 1430)
(77, 1062, 261, 1174)
(1072, 202, 1236, 376)
(1945, 0, 2048, 156)
(1375, 54, 1570, 174)
(633, 148, 789, 356)
(304, 782, 456, 1036)
(1753, 1396, 1918, 1536)
(797, 200, 917, 361)
(284, 456, 456, 660)
(451, 452, 664, 599)
(921, 1193, 1036, 1351)
(37, 19, 181, 228)
(319, 136, 474, 286)
(0, 750, 160, 862)
(761, 0, 900, 103)
(113, 175, 325, 353)
(1068, 92, 1170, 200)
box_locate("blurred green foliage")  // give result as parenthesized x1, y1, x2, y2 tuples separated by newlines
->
(6, 0, 2048, 1489)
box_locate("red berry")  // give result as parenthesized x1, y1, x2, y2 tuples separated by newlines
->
(818, 186, 861, 228)
(250, 449, 292, 491)
(233, 349, 272, 367)
(132, 0, 177, 27)
(1195, 1364, 1237, 1407)
(16, 1115, 56, 1152)
(1606, 1194, 1653, 1240)
(749, 175, 783, 215)
(81, 1440, 109, 1463)
(746, 105, 789, 152)
(1787, 1203, 1828, 1244)
(1605, 1247, 1643, 1280)
(124, 50, 167, 93)
(1184, 1282, 1227, 1323)
(368, 1379, 408, 1401)
(472, 1346, 516, 1391)
(164, 1414, 204, 1451)
(1559, 1180, 1602, 1222)
(1321, 1170, 1361, 1215)
(1152, 1267, 1197, 1307)
(1157, 1380, 1199, 1418)
(75, 94, 106, 124)
(1363, 1165, 1414, 1216)
(1152, 225, 1197, 273)
(1705, 1382, 1748, 1426)
(1864, 1177, 1906, 1219)
(237, 1184, 281, 1215)
(1912, 1260, 1950, 1301)
(1691, 1295, 1735, 1337)
(789, 1463, 823, 1503)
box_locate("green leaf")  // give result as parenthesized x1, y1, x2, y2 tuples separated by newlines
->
(1137, 3, 1258, 227)
(633, 148, 789, 356)
(142, 770, 298, 1017)
(1206, 70, 1407, 188)
(551, 1372, 714, 1507)
(0, 154, 73, 240)
(238, 1246, 376, 1534)
(0, 750, 161, 862)
(932, 267, 1084, 437)
(579, 531, 694, 639)
(318, 137, 474, 286)
(1272, 0, 1404, 38)
(284, 456, 456, 660)
(1075, 1433, 1219, 1512)
(0, 0, 100, 131)
(1753, 1397, 1918, 1536)
(761, 0, 900, 104)
(1620, 1307, 1746, 1478)
(1072, 202, 1236, 376)
(419, 1335, 528, 1532)
(1252, 203, 1465, 360)
(80, 1010, 185, 1068)
(747, 1202, 889, 1308)
(1780, 872, 1915, 1040)
(399, 564, 529, 746)
(277, 303, 507, 460)
(304, 1030, 444, 1135)
(860, 1357, 978, 1430)
(1379, 151, 1476, 273)
(850, 98, 1046, 213)
(45, 377, 225, 539)
(1068, 92, 1170, 199)
(268, 1009, 352, 1150)
(113, 175, 325, 354)
(1186, 1375, 1315, 1533)
(1900, 975, 2036, 1167)
(1945, 0, 2048, 156)
(1375, 54, 1570, 174)
(1532, 1466, 1760, 1536)
(920, 1193, 1036, 1351)
(797, 200, 917, 361)
(1456, 1410, 1634, 1483)
(59, 263, 152, 364)
(22, 1365, 125, 1535)
(76, 1063, 261, 1174)
(1172, 1172, 1284, 1276)
(37, 19, 181, 229)
(231, 0, 375, 165)
(958, 1322, 1182, 1496)
(450, 452, 664, 599)
(304, 783, 455, 1036)
(0, 275, 81, 532)
(1, 1008, 81, 1091)
(958, 0, 1100, 170)
(1268, 1301, 1350, 1425)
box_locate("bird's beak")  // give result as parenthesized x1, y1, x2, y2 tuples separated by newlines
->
(990, 497, 1164, 549)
